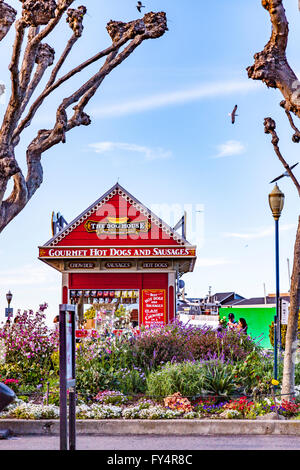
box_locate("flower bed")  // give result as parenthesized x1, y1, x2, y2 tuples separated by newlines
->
(1, 393, 300, 420)
(2, 309, 300, 420)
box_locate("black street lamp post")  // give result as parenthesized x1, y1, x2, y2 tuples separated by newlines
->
(268, 184, 285, 383)
(5, 290, 13, 319)
(1, 290, 15, 438)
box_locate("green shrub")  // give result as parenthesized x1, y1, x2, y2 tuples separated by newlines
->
(269, 318, 300, 349)
(146, 361, 205, 399)
(231, 350, 274, 396)
(50, 350, 59, 375)
(202, 361, 239, 399)
(294, 364, 300, 386)
(146, 359, 246, 402)
(44, 386, 60, 406)
(76, 365, 120, 399)
(113, 367, 146, 395)
(75, 336, 144, 398)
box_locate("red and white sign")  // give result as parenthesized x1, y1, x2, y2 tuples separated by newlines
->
(39, 246, 196, 259)
(75, 329, 88, 338)
(142, 289, 166, 327)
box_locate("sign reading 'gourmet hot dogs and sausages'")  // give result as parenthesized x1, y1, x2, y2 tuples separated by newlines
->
(142, 289, 166, 326)
(39, 246, 196, 258)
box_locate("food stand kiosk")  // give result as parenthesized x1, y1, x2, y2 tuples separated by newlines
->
(38, 183, 197, 331)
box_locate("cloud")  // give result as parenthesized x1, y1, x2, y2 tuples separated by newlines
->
(213, 140, 246, 159)
(223, 224, 296, 240)
(90, 80, 260, 118)
(88, 141, 172, 161)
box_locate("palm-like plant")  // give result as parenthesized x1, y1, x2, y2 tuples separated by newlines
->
(202, 362, 238, 400)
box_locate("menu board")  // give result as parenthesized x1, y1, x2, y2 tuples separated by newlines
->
(142, 289, 166, 326)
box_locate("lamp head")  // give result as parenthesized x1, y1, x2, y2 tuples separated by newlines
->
(6, 290, 12, 305)
(268, 184, 285, 220)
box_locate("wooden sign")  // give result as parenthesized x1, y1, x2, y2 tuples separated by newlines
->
(104, 262, 132, 268)
(67, 262, 95, 269)
(39, 246, 196, 258)
(142, 262, 169, 268)
(84, 218, 150, 235)
(142, 289, 166, 327)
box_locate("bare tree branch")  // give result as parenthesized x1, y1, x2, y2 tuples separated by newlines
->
(17, 0, 75, 110)
(247, 0, 300, 117)
(279, 100, 300, 143)
(12, 11, 167, 142)
(10, 5, 86, 144)
(22, 0, 74, 39)
(1, 19, 26, 144)
(0, 172, 28, 228)
(2, 1, 76, 144)
(19, 26, 41, 97)
(264, 117, 300, 196)
(45, 6, 87, 88)
(19, 42, 55, 116)
(0, 6, 168, 232)
(0, 1, 17, 41)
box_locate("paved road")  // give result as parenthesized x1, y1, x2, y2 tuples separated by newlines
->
(1, 434, 300, 451)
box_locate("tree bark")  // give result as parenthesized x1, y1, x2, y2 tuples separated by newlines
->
(247, 0, 300, 117)
(263, 117, 300, 398)
(282, 216, 300, 396)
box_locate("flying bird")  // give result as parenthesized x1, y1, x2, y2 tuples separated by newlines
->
(230, 105, 238, 124)
(269, 162, 299, 183)
(136, 1, 145, 12)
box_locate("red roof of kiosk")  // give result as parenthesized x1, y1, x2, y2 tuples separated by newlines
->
(39, 184, 196, 272)
(43, 183, 193, 248)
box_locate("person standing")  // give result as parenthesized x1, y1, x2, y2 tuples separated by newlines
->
(237, 317, 248, 334)
(227, 313, 237, 330)
(53, 315, 59, 331)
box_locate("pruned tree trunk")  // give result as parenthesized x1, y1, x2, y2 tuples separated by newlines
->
(247, 0, 300, 398)
(282, 216, 300, 395)
(0, 1, 167, 232)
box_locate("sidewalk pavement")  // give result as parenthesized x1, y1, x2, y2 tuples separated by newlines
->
(2, 433, 300, 451)
(1, 418, 300, 436)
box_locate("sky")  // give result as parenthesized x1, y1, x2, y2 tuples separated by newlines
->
(0, 0, 300, 325)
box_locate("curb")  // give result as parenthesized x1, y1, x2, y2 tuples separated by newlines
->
(1, 419, 300, 436)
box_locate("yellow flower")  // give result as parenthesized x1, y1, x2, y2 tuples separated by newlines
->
(271, 379, 279, 386)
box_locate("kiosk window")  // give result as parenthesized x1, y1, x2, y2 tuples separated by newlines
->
(70, 289, 139, 329)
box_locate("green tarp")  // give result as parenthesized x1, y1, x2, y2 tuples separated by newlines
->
(219, 306, 275, 349)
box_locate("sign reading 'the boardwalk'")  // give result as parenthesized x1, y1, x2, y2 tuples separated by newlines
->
(142, 289, 166, 327)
